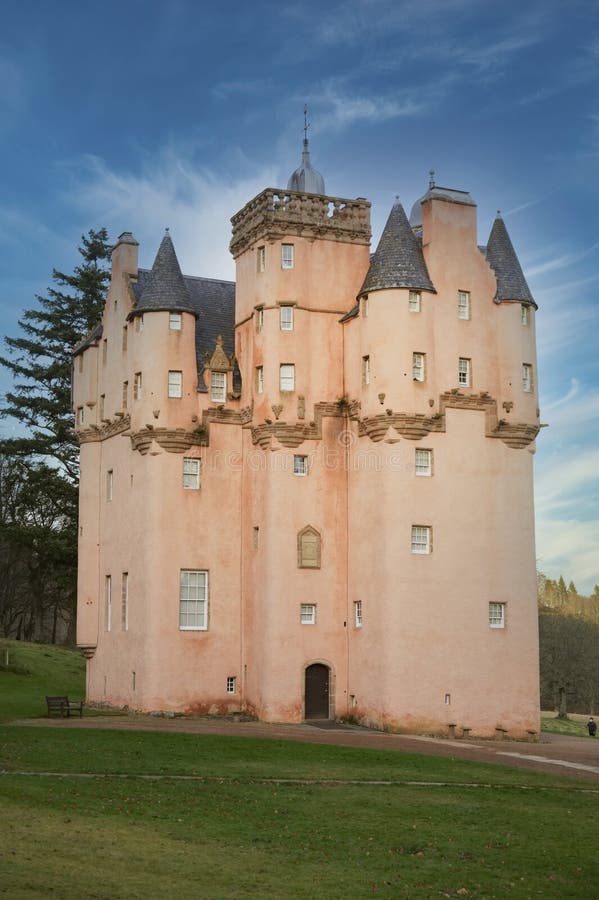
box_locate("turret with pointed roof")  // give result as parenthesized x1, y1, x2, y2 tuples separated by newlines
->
(358, 198, 435, 297)
(485, 214, 536, 308)
(132, 230, 196, 317)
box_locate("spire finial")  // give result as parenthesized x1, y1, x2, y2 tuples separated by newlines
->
(303, 103, 309, 143)
(165, 226, 170, 234)
(497, 209, 501, 218)
(429, 169, 436, 189)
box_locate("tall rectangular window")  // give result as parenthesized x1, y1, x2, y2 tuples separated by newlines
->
(210, 371, 227, 402)
(458, 357, 471, 387)
(134, 372, 142, 400)
(411, 525, 431, 554)
(105, 575, 112, 631)
(362, 296, 369, 317)
(121, 573, 129, 631)
(521, 304, 529, 326)
(362, 355, 370, 386)
(168, 370, 182, 398)
(77, 407, 84, 426)
(281, 243, 294, 269)
(458, 291, 470, 320)
(415, 448, 432, 476)
(179, 570, 208, 631)
(522, 364, 533, 392)
(122, 381, 128, 410)
(226, 676, 237, 694)
(489, 602, 506, 628)
(122, 326, 128, 350)
(409, 291, 421, 312)
(169, 312, 182, 330)
(255, 308, 264, 333)
(78, 354, 83, 373)
(354, 600, 363, 628)
(102, 339, 107, 364)
(257, 246, 265, 272)
(280, 306, 294, 331)
(135, 315, 144, 333)
(183, 457, 200, 490)
(300, 604, 316, 625)
(279, 364, 295, 392)
(106, 469, 113, 501)
(412, 352, 426, 382)
(99, 394, 105, 420)
(256, 366, 264, 394)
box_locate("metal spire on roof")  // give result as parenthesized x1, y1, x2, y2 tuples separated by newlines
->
(429, 170, 436, 189)
(287, 104, 325, 194)
(304, 103, 309, 143)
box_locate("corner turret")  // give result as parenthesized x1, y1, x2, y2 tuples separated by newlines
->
(485, 214, 537, 308)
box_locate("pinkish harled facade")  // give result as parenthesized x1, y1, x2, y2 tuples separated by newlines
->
(73, 143, 541, 738)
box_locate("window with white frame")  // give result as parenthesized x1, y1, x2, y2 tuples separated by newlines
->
(183, 457, 200, 490)
(280, 305, 294, 331)
(77, 406, 84, 426)
(411, 525, 431, 554)
(294, 455, 308, 476)
(354, 600, 363, 627)
(458, 291, 470, 320)
(415, 448, 432, 476)
(522, 364, 533, 392)
(458, 357, 471, 387)
(105, 575, 112, 631)
(362, 355, 370, 386)
(210, 371, 227, 402)
(256, 366, 264, 394)
(106, 469, 113, 501)
(121, 572, 129, 631)
(279, 364, 295, 392)
(281, 243, 294, 269)
(179, 570, 208, 631)
(134, 372, 142, 400)
(413, 352, 426, 382)
(300, 603, 316, 624)
(521, 304, 529, 325)
(135, 315, 144, 333)
(489, 602, 506, 628)
(226, 676, 237, 693)
(122, 381, 128, 410)
(255, 308, 264, 333)
(409, 291, 421, 312)
(169, 312, 182, 330)
(257, 246, 265, 272)
(168, 370, 182, 398)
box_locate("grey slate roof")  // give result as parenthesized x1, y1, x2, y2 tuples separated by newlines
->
(359, 199, 436, 296)
(73, 321, 103, 357)
(133, 232, 196, 316)
(485, 216, 536, 308)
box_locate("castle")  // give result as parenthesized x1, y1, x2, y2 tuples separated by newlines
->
(74, 134, 541, 737)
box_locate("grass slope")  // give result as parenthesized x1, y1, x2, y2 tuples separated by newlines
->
(0, 640, 85, 723)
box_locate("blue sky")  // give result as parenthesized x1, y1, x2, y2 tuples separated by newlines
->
(1, 0, 597, 590)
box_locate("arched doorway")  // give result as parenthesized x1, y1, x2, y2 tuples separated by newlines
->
(304, 663, 330, 719)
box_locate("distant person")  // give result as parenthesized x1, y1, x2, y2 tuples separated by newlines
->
(588, 717, 597, 737)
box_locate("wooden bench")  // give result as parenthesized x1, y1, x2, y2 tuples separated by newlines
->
(46, 695, 84, 718)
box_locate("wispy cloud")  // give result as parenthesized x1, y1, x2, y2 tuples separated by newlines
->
(526, 240, 599, 277)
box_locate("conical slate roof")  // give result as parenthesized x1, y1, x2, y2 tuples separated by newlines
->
(134, 231, 196, 315)
(359, 199, 435, 296)
(485, 215, 536, 307)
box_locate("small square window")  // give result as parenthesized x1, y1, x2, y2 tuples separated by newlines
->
(294, 455, 308, 476)
(106, 469, 113, 501)
(489, 602, 506, 628)
(521, 304, 529, 326)
(458, 291, 470, 320)
(415, 448, 432, 476)
(281, 244, 294, 269)
(362, 355, 370, 386)
(255, 308, 264, 333)
(168, 370, 182, 398)
(210, 371, 227, 402)
(169, 313, 182, 330)
(280, 306, 294, 331)
(226, 676, 237, 694)
(354, 600, 363, 628)
(256, 366, 264, 394)
(522, 364, 533, 393)
(413, 352, 426, 382)
(409, 291, 421, 312)
(280, 364, 295, 392)
(411, 525, 431, 554)
(300, 604, 316, 625)
(458, 357, 471, 387)
(134, 373, 142, 400)
(183, 457, 200, 490)
(257, 246, 265, 272)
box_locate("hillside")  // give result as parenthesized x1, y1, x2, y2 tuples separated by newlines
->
(0, 641, 85, 722)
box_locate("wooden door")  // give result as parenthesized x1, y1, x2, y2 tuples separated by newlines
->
(305, 663, 330, 719)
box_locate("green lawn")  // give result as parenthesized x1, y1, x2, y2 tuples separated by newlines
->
(0, 640, 85, 722)
(541, 713, 593, 739)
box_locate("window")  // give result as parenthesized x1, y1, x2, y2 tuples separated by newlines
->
(521, 304, 529, 326)
(255, 308, 264, 333)
(226, 676, 237, 694)
(105, 575, 112, 631)
(362, 296, 369, 317)
(121, 573, 128, 631)
(179, 570, 208, 631)
(489, 602, 506, 629)
(300, 604, 316, 624)
(106, 469, 113, 501)
(122, 326, 128, 351)
(210, 371, 227, 402)
(257, 246, 265, 272)
(122, 381, 128, 410)
(280, 364, 295, 392)
(458, 357, 471, 387)
(183, 457, 200, 490)
(281, 243, 294, 269)
(458, 291, 470, 320)
(252, 526, 260, 549)
(409, 291, 421, 312)
(135, 315, 144, 333)
(78, 354, 83, 373)
(294, 455, 308, 476)
(298, 526, 321, 568)
(102, 339, 107, 364)
(168, 370, 182, 398)
(169, 312, 182, 330)
(415, 448, 432, 476)
(362, 355, 370, 386)
(522, 364, 533, 393)
(412, 352, 426, 382)
(354, 600, 363, 628)
(411, 525, 431, 554)
(256, 366, 264, 394)
(134, 372, 142, 400)
(99, 394, 105, 419)
(280, 306, 294, 331)
(77, 406, 84, 426)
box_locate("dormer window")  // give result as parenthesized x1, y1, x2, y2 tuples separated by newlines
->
(281, 244, 294, 270)
(210, 371, 227, 402)
(169, 313, 182, 330)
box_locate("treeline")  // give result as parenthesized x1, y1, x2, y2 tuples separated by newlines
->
(538, 573, 599, 716)
(0, 229, 111, 643)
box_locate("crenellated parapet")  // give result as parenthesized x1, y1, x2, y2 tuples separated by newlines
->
(230, 188, 371, 258)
